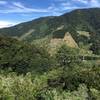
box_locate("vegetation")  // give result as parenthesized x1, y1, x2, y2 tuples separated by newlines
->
(0, 36, 99, 99)
(0, 36, 53, 74)
(0, 8, 100, 99)
(0, 8, 100, 54)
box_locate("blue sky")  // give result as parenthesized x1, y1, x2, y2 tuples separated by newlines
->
(0, 0, 100, 28)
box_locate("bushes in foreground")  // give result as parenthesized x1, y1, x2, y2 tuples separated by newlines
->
(37, 84, 89, 100)
(0, 68, 63, 100)
(0, 66, 100, 100)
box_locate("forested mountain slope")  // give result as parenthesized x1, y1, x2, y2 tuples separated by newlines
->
(0, 8, 100, 54)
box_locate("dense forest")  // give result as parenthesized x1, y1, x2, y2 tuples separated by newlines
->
(0, 8, 100, 100)
(0, 35, 99, 100)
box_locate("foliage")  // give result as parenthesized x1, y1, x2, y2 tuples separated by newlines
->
(0, 68, 100, 100)
(38, 84, 89, 100)
(56, 45, 79, 67)
(0, 36, 53, 74)
(0, 8, 100, 99)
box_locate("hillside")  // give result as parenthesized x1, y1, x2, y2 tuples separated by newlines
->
(0, 8, 100, 99)
(1, 8, 100, 38)
(0, 36, 100, 99)
(0, 36, 52, 74)
(0, 8, 100, 54)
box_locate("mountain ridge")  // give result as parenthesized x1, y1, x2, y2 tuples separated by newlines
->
(0, 8, 100, 37)
(0, 8, 100, 54)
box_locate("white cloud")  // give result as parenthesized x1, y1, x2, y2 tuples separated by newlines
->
(59, 1, 79, 11)
(0, 1, 7, 5)
(47, 2, 80, 16)
(13, 2, 25, 8)
(50, 0, 100, 16)
(0, 0, 100, 16)
(54, 0, 65, 1)
(0, 1, 80, 15)
(0, 2, 49, 13)
(61, 2, 71, 6)
(73, 0, 100, 7)
(0, 21, 17, 28)
(73, 0, 88, 4)
(90, 0, 100, 7)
